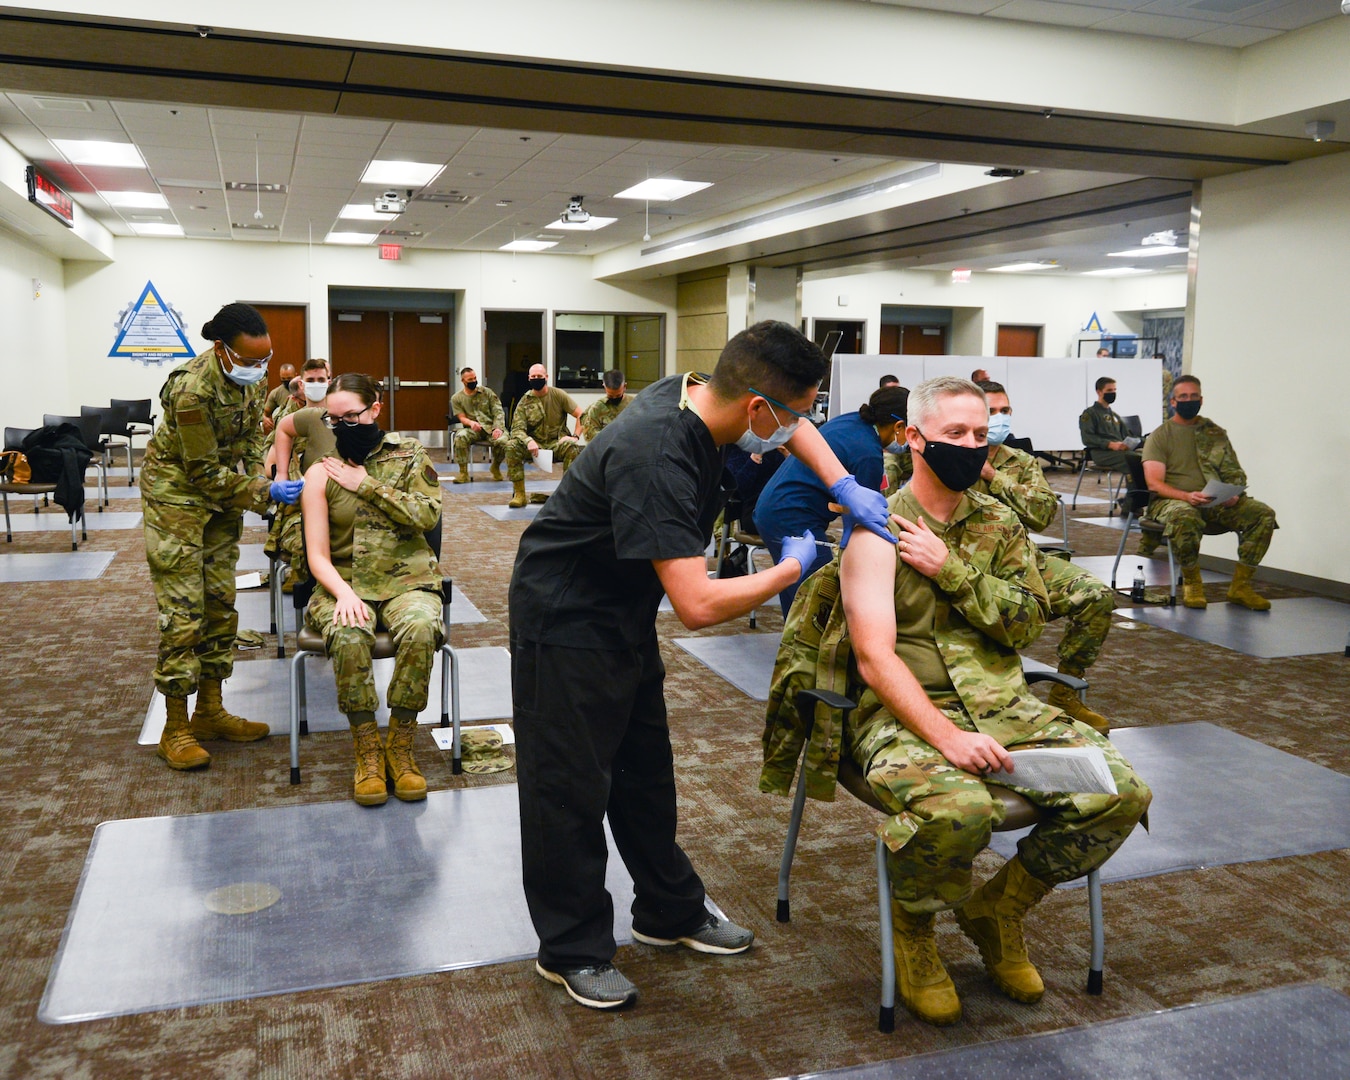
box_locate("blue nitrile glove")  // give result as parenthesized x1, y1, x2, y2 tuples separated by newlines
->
(830, 475, 896, 549)
(269, 478, 304, 505)
(780, 531, 818, 584)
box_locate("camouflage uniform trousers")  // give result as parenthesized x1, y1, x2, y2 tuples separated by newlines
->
(144, 498, 244, 697)
(1148, 494, 1276, 567)
(306, 585, 444, 715)
(1041, 553, 1114, 674)
(453, 425, 506, 470)
(504, 435, 582, 483)
(846, 702, 1151, 915)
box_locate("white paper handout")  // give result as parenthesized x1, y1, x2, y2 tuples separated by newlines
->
(234, 571, 263, 590)
(986, 745, 1117, 795)
(1199, 479, 1244, 505)
(531, 448, 554, 473)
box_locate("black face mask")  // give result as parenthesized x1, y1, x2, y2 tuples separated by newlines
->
(465, 381, 478, 392)
(916, 431, 988, 492)
(604, 393, 624, 404)
(1175, 400, 1202, 420)
(1103, 391, 1117, 404)
(528, 377, 547, 391)
(334, 422, 385, 465)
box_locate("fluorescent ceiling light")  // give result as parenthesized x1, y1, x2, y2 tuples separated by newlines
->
(613, 179, 712, 202)
(101, 191, 168, 209)
(500, 239, 558, 252)
(53, 139, 144, 168)
(340, 203, 400, 220)
(128, 223, 184, 237)
(359, 160, 443, 187)
(1083, 267, 1152, 277)
(989, 261, 1060, 273)
(325, 231, 378, 245)
(544, 216, 617, 231)
(1106, 245, 1187, 258)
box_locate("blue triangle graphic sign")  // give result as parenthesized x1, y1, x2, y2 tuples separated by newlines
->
(1083, 312, 1106, 333)
(109, 281, 195, 363)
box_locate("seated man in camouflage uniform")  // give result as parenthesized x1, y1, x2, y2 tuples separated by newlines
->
(580, 369, 633, 442)
(761, 376, 1150, 1027)
(1141, 374, 1277, 610)
(450, 366, 506, 484)
(504, 363, 584, 508)
(974, 381, 1114, 732)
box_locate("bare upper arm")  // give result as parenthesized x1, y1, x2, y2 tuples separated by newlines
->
(840, 529, 898, 666)
(653, 555, 711, 621)
(1142, 459, 1165, 487)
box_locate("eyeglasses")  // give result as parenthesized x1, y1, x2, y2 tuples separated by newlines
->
(746, 387, 811, 420)
(324, 405, 374, 428)
(222, 342, 272, 368)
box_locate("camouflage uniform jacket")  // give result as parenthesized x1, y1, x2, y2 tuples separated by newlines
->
(1078, 402, 1130, 450)
(760, 487, 1053, 802)
(1184, 416, 1246, 486)
(451, 387, 505, 432)
(971, 443, 1059, 534)
(510, 387, 578, 444)
(581, 393, 633, 441)
(346, 433, 444, 602)
(140, 349, 270, 512)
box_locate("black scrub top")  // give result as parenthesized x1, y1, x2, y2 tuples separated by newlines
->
(508, 374, 723, 651)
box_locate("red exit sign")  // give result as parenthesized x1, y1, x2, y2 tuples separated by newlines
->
(379, 243, 402, 261)
(26, 166, 74, 228)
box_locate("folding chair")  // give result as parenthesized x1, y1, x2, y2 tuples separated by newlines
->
(1, 427, 85, 550)
(1111, 492, 1176, 605)
(111, 397, 155, 484)
(43, 413, 108, 510)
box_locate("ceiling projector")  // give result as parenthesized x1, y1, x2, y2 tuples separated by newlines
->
(374, 190, 408, 214)
(559, 195, 590, 224)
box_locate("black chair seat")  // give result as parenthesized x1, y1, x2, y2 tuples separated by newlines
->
(295, 623, 399, 659)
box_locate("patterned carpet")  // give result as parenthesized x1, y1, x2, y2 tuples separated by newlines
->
(2, 461, 1347, 1079)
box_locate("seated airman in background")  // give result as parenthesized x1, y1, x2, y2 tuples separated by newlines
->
(450, 366, 506, 484)
(580, 369, 633, 442)
(504, 364, 584, 508)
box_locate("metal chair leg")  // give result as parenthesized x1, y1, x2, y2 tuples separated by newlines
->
(288, 650, 306, 784)
(1087, 866, 1104, 994)
(876, 837, 896, 1032)
(776, 742, 814, 923)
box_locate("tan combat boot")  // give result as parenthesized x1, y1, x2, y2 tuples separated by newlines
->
(158, 694, 210, 770)
(1226, 564, 1271, 611)
(508, 480, 527, 508)
(489, 461, 503, 482)
(1046, 681, 1109, 735)
(452, 463, 471, 484)
(385, 709, 427, 802)
(890, 900, 962, 1025)
(955, 856, 1054, 1004)
(1181, 565, 1207, 609)
(190, 676, 269, 741)
(351, 716, 387, 806)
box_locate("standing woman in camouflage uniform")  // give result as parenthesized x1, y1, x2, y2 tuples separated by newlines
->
(300, 374, 445, 806)
(142, 302, 305, 771)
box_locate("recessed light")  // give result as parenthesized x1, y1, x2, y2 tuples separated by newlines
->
(325, 231, 378, 245)
(100, 191, 168, 209)
(613, 179, 712, 202)
(340, 203, 400, 221)
(128, 223, 184, 237)
(499, 239, 557, 252)
(989, 261, 1060, 273)
(1106, 245, 1187, 258)
(545, 216, 617, 232)
(53, 139, 144, 168)
(359, 160, 443, 187)
(1083, 267, 1152, 276)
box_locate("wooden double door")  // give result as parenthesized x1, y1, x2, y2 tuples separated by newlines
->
(328, 310, 452, 431)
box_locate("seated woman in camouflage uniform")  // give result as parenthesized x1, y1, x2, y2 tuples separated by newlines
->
(300, 373, 446, 806)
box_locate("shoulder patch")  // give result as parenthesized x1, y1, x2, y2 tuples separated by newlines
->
(178, 407, 204, 425)
(423, 463, 438, 484)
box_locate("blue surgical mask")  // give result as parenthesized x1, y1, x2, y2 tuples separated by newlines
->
(222, 358, 268, 387)
(736, 397, 798, 455)
(986, 413, 1013, 445)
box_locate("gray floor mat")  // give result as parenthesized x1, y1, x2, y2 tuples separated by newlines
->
(672, 634, 782, 701)
(0, 551, 114, 582)
(1113, 596, 1348, 658)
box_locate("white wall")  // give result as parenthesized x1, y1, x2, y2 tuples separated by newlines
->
(1190, 152, 1350, 586)
(802, 266, 1186, 360)
(49, 239, 675, 421)
(0, 229, 69, 434)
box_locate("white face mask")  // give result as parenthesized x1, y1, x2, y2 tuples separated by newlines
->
(221, 357, 268, 387)
(303, 380, 329, 402)
(735, 397, 798, 455)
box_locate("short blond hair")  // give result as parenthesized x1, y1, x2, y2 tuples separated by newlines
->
(907, 376, 986, 431)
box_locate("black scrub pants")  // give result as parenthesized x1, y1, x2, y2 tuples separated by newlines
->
(512, 631, 708, 970)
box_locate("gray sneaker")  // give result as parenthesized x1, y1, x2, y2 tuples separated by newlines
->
(632, 913, 754, 955)
(535, 961, 638, 1009)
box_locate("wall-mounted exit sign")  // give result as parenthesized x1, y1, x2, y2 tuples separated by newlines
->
(379, 243, 402, 261)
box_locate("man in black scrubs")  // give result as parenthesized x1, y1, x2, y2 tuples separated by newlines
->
(509, 321, 895, 1010)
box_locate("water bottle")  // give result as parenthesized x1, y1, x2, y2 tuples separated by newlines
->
(1130, 565, 1146, 603)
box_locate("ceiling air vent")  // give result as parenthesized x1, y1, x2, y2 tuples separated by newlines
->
(413, 191, 474, 205)
(985, 168, 1025, 178)
(226, 182, 288, 193)
(379, 229, 424, 238)
(232, 221, 278, 231)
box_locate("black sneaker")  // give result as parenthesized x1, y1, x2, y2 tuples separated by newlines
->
(535, 961, 638, 1009)
(631, 912, 754, 955)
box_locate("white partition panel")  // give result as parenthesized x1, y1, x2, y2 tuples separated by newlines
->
(921, 356, 1008, 384)
(1086, 357, 1164, 435)
(1006, 357, 1085, 451)
(829, 355, 925, 417)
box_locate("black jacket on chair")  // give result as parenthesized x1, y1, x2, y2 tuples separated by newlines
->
(22, 424, 92, 521)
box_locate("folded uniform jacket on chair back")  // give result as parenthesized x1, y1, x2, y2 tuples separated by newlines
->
(21, 424, 91, 520)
